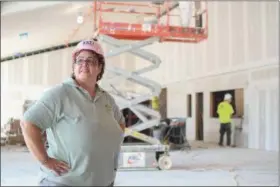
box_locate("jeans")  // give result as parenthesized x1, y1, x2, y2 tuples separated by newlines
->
(39, 178, 67, 186)
(219, 123, 231, 146)
(39, 178, 115, 186)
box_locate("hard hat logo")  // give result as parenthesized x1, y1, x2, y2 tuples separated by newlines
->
(82, 40, 95, 45)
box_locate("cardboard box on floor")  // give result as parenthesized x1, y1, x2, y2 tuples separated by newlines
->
(4, 119, 21, 134)
(4, 119, 25, 145)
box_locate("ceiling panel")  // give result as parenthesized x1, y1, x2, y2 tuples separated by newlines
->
(1, 1, 174, 58)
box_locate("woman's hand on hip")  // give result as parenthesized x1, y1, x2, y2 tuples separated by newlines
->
(43, 157, 70, 176)
(120, 123, 125, 132)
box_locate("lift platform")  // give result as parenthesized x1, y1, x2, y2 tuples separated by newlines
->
(95, 1, 208, 43)
(68, 1, 208, 170)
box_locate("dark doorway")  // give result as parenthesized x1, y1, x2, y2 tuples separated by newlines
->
(195, 92, 204, 141)
(159, 88, 167, 119)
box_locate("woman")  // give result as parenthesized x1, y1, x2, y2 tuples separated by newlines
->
(21, 39, 126, 186)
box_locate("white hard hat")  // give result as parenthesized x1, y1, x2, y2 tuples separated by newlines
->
(224, 93, 232, 100)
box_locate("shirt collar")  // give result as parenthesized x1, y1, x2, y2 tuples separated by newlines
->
(63, 77, 105, 95)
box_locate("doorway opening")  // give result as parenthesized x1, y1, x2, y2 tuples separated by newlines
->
(195, 92, 204, 141)
(159, 88, 167, 119)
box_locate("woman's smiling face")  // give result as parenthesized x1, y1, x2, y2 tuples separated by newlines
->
(73, 50, 102, 82)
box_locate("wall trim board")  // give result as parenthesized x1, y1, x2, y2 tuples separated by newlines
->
(164, 57, 279, 88)
(249, 78, 279, 88)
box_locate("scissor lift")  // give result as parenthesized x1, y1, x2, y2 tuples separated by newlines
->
(91, 1, 208, 170)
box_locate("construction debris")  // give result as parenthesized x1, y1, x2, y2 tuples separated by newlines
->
(2, 118, 25, 146)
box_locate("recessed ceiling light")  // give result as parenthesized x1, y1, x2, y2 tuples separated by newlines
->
(77, 14, 84, 24)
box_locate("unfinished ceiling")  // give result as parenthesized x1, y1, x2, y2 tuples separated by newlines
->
(1, 1, 177, 58)
(1, 2, 95, 58)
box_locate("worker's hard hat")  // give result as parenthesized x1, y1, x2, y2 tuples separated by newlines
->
(224, 93, 232, 100)
(72, 39, 104, 62)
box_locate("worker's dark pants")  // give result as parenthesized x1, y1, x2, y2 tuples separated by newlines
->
(219, 123, 231, 146)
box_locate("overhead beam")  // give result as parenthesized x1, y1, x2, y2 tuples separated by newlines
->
(157, 2, 179, 19)
(1, 40, 80, 63)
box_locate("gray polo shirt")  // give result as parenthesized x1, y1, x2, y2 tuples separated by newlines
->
(23, 78, 125, 186)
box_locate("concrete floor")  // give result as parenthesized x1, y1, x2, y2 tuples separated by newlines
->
(1, 142, 278, 186)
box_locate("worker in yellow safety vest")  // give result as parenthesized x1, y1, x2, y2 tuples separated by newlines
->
(151, 96, 159, 111)
(217, 93, 234, 147)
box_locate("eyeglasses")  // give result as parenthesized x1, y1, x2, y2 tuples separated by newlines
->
(75, 58, 99, 66)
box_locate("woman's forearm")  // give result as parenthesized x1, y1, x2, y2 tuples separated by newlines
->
(20, 121, 49, 164)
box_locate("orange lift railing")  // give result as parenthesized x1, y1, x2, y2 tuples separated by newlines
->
(94, 1, 208, 43)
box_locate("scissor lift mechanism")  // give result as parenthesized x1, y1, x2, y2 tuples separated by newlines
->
(98, 35, 171, 170)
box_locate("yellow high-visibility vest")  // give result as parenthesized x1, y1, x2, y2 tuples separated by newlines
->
(151, 96, 159, 111)
(217, 101, 234, 123)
